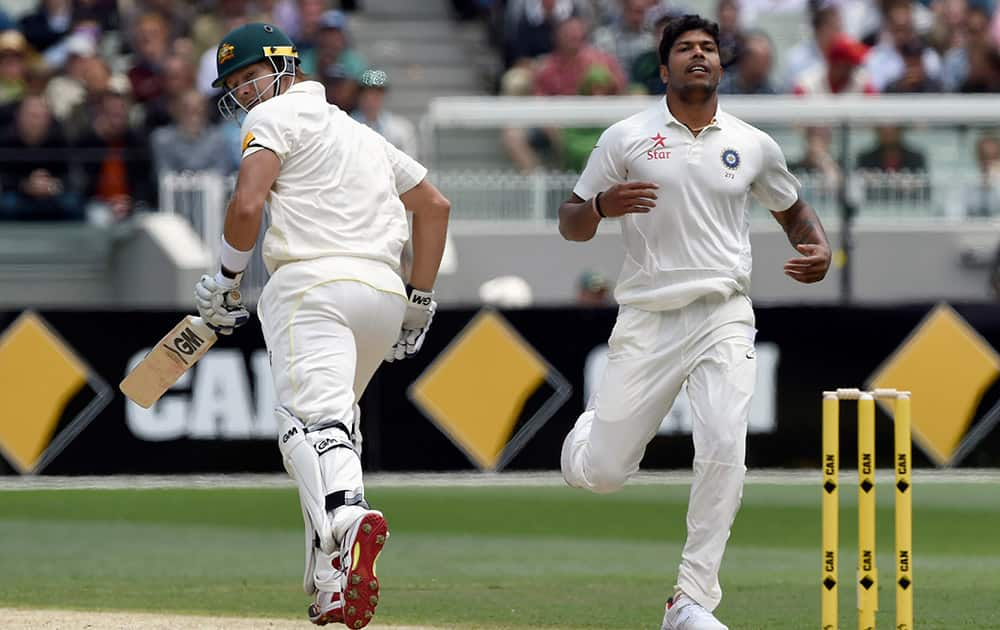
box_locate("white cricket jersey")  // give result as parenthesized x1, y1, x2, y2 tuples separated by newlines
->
(239, 81, 427, 290)
(574, 99, 800, 311)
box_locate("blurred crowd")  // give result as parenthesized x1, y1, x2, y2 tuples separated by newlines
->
(0, 0, 411, 223)
(1, 0, 999, 224)
(491, 0, 1000, 101)
(484, 0, 1000, 206)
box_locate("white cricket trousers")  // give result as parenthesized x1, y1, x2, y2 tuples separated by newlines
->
(257, 258, 407, 430)
(561, 292, 756, 612)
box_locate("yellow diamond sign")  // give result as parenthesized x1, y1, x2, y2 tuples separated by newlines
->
(0, 312, 111, 474)
(409, 310, 570, 470)
(868, 303, 1000, 466)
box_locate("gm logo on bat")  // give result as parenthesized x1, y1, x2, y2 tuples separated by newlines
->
(163, 327, 206, 364)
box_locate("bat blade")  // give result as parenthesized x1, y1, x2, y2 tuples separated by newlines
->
(120, 316, 218, 408)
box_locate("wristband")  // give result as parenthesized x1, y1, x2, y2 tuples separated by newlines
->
(220, 236, 254, 275)
(593, 192, 606, 218)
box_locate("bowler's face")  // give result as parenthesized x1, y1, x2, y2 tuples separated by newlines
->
(662, 29, 722, 93)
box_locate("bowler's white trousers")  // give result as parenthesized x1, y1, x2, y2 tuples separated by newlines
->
(561, 292, 756, 611)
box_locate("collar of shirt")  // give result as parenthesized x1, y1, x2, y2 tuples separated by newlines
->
(661, 97, 722, 136)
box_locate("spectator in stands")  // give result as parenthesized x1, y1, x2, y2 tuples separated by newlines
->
(352, 69, 419, 157)
(630, 5, 678, 94)
(74, 0, 119, 32)
(322, 62, 361, 113)
(121, 0, 194, 41)
(783, 3, 843, 91)
(961, 134, 1000, 217)
(927, 0, 967, 53)
(18, 0, 74, 53)
(504, 17, 625, 173)
(960, 43, 1000, 91)
(151, 89, 238, 176)
(856, 125, 926, 172)
(789, 126, 842, 202)
(191, 0, 262, 57)
(143, 55, 198, 130)
(864, 0, 942, 91)
(127, 13, 171, 104)
(497, 63, 548, 172)
(560, 64, 620, 172)
(855, 125, 929, 203)
(942, 5, 992, 91)
(300, 10, 367, 78)
(0, 30, 29, 110)
(293, 0, 330, 59)
(77, 90, 153, 220)
(716, 0, 743, 68)
(577, 269, 611, 306)
(44, 33, 96, 124)
(589, 0, 623, 26)
(534, 17, 626, 95)
(794, 33, 876, 94)
(0, 95, 82, 221)
(885, 37, 944, 91)
(790, 127, 840, 176)
(62, 57, 132, 142)
(719, 31, 776, 94)
(503, 0, 584, 68)
(593, 0, 655, 84)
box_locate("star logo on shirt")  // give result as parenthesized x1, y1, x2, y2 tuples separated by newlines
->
(650, 133, 667, 148)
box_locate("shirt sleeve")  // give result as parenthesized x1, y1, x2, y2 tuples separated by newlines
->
(383, 136, 428, 195)
(750, 132, 800, 212)
(573, 123, 628, 201)
(240, 105, 297, 163)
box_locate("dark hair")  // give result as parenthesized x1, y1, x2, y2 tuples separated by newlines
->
(658, 15, 721, 65)
(898, 37, 924, 58)
(811, 5, 839, 30)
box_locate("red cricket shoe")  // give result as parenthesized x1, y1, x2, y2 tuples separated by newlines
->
(340, 511, 389, 629)
(308, 589, 344, 626)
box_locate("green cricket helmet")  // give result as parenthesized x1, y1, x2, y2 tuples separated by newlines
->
(212, 22, 299, 89)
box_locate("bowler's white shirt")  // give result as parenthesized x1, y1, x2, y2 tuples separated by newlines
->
(574, 99, 799, 311)
(239, 81, 426, 290)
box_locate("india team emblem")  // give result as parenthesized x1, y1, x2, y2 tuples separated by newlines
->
(721, 148, 741, 170)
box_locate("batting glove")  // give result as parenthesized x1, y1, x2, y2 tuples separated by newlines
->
(195, 272, 250, 335)
(385, 288, 435, 362)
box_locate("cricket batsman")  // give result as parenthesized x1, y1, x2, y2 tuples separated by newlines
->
(557, 15, 831, 630)
(195, 23, 450, 627)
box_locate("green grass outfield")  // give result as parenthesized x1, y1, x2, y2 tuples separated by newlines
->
(1, 474, 999, 629)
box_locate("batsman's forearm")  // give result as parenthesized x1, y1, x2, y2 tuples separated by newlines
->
(408, 202, 450, 292)
(223, 195, 264, 251)
(558, 198, 601, 241)
(782, 202, 829, 248)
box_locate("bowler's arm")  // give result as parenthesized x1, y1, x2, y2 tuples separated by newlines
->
(401, 179, 451, 291)
(558, 193, 601, 242)
(770, 198, 832, 284)
(220, 150, 280, 274)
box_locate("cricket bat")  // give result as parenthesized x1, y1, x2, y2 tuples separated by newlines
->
(120, 315, 218, 408)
